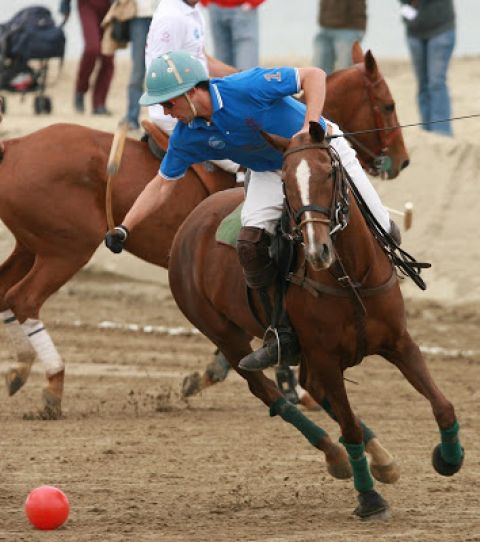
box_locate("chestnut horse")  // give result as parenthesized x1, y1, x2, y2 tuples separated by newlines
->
(0, 45, 408, 417)
(167, 123, 463, 519)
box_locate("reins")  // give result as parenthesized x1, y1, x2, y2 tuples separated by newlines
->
(282, 138, 429, 307)
(328, 113, 480, 141)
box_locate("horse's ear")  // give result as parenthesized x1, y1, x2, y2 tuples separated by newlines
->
(364, 50, 379, 79)
(260, 130, 290, 153)
(309, 121, 325, 142)
(351, 41, 364, 64)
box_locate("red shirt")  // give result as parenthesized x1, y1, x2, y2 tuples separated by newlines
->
(200, 0, 266, 8)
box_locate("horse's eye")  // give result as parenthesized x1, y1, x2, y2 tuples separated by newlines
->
(384, 103, 395, 113)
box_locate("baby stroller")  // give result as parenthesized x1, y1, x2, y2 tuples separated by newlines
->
(0, 5, 65, 114)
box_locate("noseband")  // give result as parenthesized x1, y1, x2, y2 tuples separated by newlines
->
(345, 66, 402, 176)
(283, 142, 350, 239)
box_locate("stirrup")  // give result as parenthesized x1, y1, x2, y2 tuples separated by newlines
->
(263, 326, 281, 366)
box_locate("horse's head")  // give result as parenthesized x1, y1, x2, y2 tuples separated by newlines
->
(324, 42, 409, 180)
(264, 123, 348, 271)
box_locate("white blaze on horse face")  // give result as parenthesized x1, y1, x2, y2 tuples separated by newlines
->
(295, 159, 317, 252)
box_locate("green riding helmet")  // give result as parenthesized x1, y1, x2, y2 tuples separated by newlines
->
(139, 51, 208, 106)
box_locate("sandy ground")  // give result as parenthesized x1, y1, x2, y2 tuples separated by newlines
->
(0, 57, 479, 539)
(0, 269, 479, 541)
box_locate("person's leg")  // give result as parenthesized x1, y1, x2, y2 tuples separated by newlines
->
(76, 0, 101, 102)
(328, 121, 391, 232)
(332, 29, 364, 71)
(230, 7, 259, 70)
(240, 170, 284, 235)
(425, 29, 455, 136)
(126, 17, 151, 128)
(238, 171, 300, 371)
(208, 5, 234, 66)
(89, 0, 114, 111)
(312, 28, 334, 74)
(407, 35, 430, 129)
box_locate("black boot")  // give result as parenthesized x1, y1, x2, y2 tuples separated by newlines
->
(236, 226, 301, 372)
(238, 326, 300, 372)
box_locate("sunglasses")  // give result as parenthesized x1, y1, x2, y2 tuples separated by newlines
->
(160, 100, 175, 110)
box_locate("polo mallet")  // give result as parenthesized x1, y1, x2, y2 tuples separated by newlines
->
(386, 202, 413, 231)
(105, 121, 129, 231)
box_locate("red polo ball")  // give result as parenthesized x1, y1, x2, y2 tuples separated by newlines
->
(25, 486, 70, 530)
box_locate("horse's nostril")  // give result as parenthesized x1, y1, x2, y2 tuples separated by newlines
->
(401, 159, 410, 170)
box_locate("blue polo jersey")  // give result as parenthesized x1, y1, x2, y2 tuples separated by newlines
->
(159, 67, 328, 180)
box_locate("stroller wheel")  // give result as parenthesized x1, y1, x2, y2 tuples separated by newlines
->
(34, 95, 52, 115)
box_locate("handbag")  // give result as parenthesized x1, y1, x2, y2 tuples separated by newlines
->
(111, 18, 130, 42)
(101, 0, 137, 51)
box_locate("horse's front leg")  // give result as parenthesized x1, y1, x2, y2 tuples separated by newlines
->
(306, 358, 390, 520)
(382, 332, 464, 476)
(299, 371, 400, 485)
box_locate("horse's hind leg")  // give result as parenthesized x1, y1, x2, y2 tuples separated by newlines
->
(382, 332, 464, 476)
(0, 243, 37, 394)
(181, 349, 231, 398)
(211, 336, 352, 481)
(4, 253, 93, 419)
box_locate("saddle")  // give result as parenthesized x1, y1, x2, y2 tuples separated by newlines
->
(141, 120, 236, 195)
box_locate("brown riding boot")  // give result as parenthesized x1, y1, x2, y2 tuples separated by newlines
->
(236, 227, 300, 372)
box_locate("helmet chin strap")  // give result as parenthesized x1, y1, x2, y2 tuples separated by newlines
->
(184, 93, 197, 118)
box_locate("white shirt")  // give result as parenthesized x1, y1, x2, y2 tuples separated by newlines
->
(145, 0, 207, 129)
(135, 0, 159, 18)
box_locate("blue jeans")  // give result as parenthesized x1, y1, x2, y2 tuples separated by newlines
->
(127, 17, 152, 128)
(313, 27, 364, 74)
(407, 29, 455, 136)
(208, 5, 259, 70)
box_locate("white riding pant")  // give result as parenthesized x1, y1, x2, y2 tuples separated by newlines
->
(241, 121, 391, 234)
(151, 112, 240, 174)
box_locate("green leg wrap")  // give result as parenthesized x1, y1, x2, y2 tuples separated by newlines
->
(320, 399, 376, 444)
(440, 420, 464, 465)
(340, 437, 374, 492)
(270, 397, 327, 447)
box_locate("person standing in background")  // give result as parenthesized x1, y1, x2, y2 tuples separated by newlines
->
(60, 0, 114, 114)
(123, 0, 158, 130)
(200, 0, 265, 70)
(313, 0, 366, 74)
(146, 0, 237, 135)
(399, 0, 455, 136)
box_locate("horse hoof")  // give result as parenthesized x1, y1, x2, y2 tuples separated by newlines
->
(327, 460, 352, 480)
(5, 369, 26, 396)
(39, 389, 63, 420)
(354, 489, 390, 520)
(370, 460, 400, 484)
(181, 372, 202, 397)
(432, 444, 464, 476)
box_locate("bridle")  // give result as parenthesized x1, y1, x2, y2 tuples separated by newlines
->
(345, 65, 402, 177)
(282, 142, 350, 241)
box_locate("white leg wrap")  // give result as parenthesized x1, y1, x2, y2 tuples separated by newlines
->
(1, 309, 36, 365)
(295, 383, 308, 400)
(20, 318, 64, 376)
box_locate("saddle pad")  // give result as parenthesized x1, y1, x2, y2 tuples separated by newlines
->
(215, 202, 243, 248)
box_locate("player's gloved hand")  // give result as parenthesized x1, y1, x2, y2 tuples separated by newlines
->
(105, 225, 129, 254)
